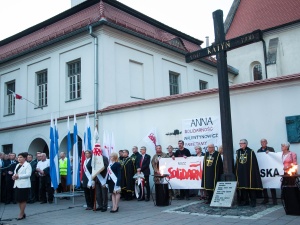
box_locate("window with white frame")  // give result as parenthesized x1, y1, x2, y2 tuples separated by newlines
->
(199, 80, 208, 90)
(253, 63, 262, 81)
(36, 70, 48, 107)
(169, 71, 180, 95)
(6, 81, 15, 115)
(2, 144, 13, 154)
(67, 59, 81, 100)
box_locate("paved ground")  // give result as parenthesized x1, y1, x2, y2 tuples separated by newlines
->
(0, 195, 299, 225)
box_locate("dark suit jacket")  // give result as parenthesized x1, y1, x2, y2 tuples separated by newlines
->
(4, 160, 17, 182)
(100, 156, 109, 177)
(136, 154, 151, 176)
(29, 160, 37, 182)
(82, 158, 92, 188)
(257, 146, 275, 153)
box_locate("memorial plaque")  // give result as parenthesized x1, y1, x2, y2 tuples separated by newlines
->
(210, 181, 237, 207)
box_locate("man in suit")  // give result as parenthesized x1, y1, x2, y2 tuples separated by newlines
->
(257, 138, 277, 205)
(0, 152, 6, 203)
(27, 154, 37, 203)
(4, 153, 17, 204)
(136, 146, 151, 201)
(95, 155, 109, 211)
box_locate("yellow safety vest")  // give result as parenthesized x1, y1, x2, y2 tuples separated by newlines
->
(59, 158, 68, 175)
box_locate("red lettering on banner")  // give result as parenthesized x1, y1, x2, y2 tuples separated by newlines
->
(168, 167, 202, 180)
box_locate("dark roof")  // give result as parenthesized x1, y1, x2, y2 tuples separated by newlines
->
(100, 73, 300, 113)
(225, 0, 300, 39)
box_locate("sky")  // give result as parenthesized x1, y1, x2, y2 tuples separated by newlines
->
(0, 0, 233, 45)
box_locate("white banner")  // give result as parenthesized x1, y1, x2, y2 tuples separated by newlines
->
(256, 152, 284, 188)
(182, 116, 221, 154)
(159, 157, 204, 189)
(160, 153, 285, 189)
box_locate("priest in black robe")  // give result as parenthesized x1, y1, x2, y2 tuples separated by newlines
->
(235, 139, 263, 207)
(201, 143, 223, 204)
(120, 150, 135, 200)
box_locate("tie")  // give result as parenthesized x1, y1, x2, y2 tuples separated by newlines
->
(140, 155, 144, 168)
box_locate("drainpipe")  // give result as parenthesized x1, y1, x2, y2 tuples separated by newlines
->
(261, 36, 268, 79)
(89, 25, 99, 130)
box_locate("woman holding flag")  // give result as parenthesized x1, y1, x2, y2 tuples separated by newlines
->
(107, 152, 121, 213)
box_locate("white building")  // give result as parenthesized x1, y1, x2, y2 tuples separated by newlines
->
(0, 0, 299, 165)
(0, 0, 236, 155)
(225, 0, 300, 83)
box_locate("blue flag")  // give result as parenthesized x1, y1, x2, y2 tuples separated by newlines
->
(72, 114, 80, 188)
(66, 116, 72, 186)
(49, 115, 58, 190)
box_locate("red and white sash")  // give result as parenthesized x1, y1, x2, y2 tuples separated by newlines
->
(84, 159, 93, 187)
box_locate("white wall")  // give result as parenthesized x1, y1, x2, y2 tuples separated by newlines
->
(99, 79, 300, 161)
(228, 24, 300, 83)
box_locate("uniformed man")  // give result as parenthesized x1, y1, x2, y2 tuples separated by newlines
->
(201, 144, 223, 204)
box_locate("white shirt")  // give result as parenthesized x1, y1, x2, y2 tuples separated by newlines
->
(36, 159, 50, 176)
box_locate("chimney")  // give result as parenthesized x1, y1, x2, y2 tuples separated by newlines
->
(205, 36, 209, 47)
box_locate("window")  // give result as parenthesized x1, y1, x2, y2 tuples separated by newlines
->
(169, 71, 179, 95)
(36, 70, 48, 107)
(199, 80, 208, 90)
(68, 59, 81, 100)
(6, 81, 15, 115)
(266, 38, 279, 65)
(129, 60, 144, 100)
(253, 63, 262, 81)
(2, 144, 13, 154)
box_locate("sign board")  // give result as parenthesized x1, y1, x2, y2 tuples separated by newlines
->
(210, 181, 237, 207)
(185, 30, 262, 63)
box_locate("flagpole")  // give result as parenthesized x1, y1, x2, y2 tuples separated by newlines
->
(7, 89, 43, 109)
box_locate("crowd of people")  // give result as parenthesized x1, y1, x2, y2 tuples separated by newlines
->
(0, 138, 298, 219)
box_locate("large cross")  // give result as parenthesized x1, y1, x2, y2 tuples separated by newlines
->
(186, 10, 262, 180)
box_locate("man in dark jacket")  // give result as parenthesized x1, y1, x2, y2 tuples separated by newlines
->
(4, 153, 17, 204)
(27, 154, 37, 203)
(136, 146, 151, 201)
(95, 155, 109, 211)
(172, 140, 191, 200)
(257, 138, 277, 205)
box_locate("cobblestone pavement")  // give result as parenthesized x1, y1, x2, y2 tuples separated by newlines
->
(0, 196, 299, 225)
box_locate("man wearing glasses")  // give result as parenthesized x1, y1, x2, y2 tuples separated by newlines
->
(235, 139, 262, 207)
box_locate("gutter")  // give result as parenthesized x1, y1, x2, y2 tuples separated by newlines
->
(89, 25, 99, 129)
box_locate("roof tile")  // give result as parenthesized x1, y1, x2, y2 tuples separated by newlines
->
(226, 0, 300, 39)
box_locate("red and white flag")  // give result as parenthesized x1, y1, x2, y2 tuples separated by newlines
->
(143, 128, 158, 148)
(102, 131, 110, 159)
(13, 93, 22, 99)
(91, 143, 105, 179)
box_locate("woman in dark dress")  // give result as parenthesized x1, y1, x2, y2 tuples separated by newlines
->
(107, 152, 121, 213)
(12, 152, 32, 220)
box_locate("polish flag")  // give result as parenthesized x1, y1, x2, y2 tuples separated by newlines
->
(13, 93, 22, 99)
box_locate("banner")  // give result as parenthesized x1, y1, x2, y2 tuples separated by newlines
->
(256, 152, 284, 188)
(159, 157, 204, 189)
(160, 153, 284, 189)
(182, 116, 221, 154)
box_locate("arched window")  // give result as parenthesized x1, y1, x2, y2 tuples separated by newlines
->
(253, 63, 262, 81)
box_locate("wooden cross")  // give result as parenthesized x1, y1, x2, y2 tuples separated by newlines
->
(185, 10, 262, 180)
